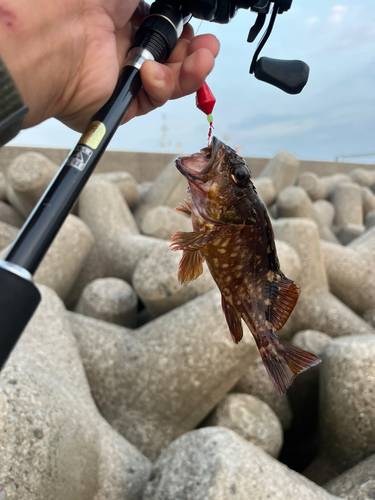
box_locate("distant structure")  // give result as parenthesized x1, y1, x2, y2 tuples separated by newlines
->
(336, 153, 375, 163)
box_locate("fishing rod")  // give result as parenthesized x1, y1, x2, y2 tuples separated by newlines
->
(0, 0, 309, 369)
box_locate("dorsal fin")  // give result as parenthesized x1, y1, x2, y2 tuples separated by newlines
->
(178, 250, 204, 284)
(266, 274, 300, 331)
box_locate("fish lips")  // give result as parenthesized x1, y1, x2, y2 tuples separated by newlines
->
(175, 136, 220, 182)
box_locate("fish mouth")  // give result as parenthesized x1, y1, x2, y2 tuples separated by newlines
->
(175, 137, 219, 182)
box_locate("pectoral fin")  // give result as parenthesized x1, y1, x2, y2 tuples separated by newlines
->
(175, 199, 192, 216)
(178, 250, 204, 283)
(170, 230, 215, 252)
(221, 295, 243, 344)
(266, 274, 300, 331)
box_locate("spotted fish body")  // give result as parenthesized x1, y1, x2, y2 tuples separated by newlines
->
(170, 137, 320, 395)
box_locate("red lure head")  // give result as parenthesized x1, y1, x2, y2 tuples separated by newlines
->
(196, 83, 216, 147)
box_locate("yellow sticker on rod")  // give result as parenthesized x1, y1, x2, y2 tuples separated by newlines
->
(78, 121, 106, 149)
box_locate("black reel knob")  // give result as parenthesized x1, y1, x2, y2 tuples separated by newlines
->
(254, 57, 309, 94)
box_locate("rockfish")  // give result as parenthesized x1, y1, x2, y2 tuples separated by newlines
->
(170, 137, 320, 395)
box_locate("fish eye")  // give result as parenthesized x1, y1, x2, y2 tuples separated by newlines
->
(230, 164, 250, 187)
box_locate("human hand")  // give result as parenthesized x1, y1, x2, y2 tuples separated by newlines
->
(0, 0, 219, 131)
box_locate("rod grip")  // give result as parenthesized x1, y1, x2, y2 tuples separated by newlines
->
(0, 266, 41, 369)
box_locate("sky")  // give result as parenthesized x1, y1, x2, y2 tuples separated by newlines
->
(9, 0, 375, 162)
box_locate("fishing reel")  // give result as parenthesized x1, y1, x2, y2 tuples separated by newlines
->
(143, 0, 309, 94)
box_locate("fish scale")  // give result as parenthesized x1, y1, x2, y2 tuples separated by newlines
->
(170, 137, 321, 395)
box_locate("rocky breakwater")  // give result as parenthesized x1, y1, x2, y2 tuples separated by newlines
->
(0, 150, 374, 499)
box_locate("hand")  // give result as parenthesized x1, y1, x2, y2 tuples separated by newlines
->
(0, 0, 219, 131)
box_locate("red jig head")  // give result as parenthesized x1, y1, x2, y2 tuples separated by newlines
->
(196, 82, 216, 147)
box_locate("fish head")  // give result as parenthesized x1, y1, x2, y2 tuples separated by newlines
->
(175, 137, 259, 224)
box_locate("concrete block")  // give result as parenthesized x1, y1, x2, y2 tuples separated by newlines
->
(336, 223, 365, 245)
(0, 286, 151, 500)
(204, 393, 283, 458)
(276, 186, 319, 224)
(75, 277, 138, 327)
(365, 210, 375, 229)
(142, 428, 340, 500)
(349, 167, 375, 187)
(133, 159, 189, 225)
(140, 205, 192, 240)
(331, 183, 363, 230)
(321, 237, 375, 314)
(0, 200, 24, 228)
(324, 454, 375, 500)
(133, 241, 215, 317)
(320, 335, 375, 472)
(35, 214, 94, 301)
(6, 152, 58, 216)
(90, 170, 140, 208)
(273, 218, 374, 339)
(295, 172, 325, 201)
(252, 177, 276, 206)
(0, 220, 18, 250)
(362, 186, 375, 216)
(69, 289, 258, 461)
(233, 357, 292, 430)
(258, 151, 300, 195)
(320, 173, 352, 199)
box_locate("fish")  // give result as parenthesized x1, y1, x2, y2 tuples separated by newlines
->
(170, 137, 321, 395)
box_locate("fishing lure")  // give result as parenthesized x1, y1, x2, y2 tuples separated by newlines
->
(196, 83, 216, 146)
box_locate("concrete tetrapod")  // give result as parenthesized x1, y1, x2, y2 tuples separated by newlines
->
(70, 180, 164, 304)
(324, 454, 375, 500)
(90, 171, 140, 208)
(321, 234, 375, 314)
(133, 240, 215, 317)
(69, 288, 258, 461)
(320, 173, 352, 199)
(276, 186, 320, 224)
(75, 277, 138, 327)
(320, 335, 375, 474)
(204, 393, 283, 458)
(0, 171, 6, 201)
(0, 286, 151, 500)
(6, 152, 58, 217)
(34, 214, 94, 301)
(251, 177, 276, 206)
(0, 200, 24, 228)
(257, 151, 300, 195)
(331, 183, 363, 231)
(0, 220, 19, 250)
(295, 171, 325, 201)
(133, 158, 188, 226)
(142, 428, 340, 500)
(140, 205, 192, 240)
(273, 218, 374, 339)
(233, 356, 292, 430)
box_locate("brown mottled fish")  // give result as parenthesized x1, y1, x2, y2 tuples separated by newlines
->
(170, 137, 321, 395)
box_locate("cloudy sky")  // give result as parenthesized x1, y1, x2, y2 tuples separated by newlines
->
(10, 1, 375, 162)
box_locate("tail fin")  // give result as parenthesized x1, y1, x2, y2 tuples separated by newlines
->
(257, 335, 321, 395)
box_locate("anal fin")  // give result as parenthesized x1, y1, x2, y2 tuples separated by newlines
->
(221, 295, 243, 344)
(178, 250, 204, 284)
(258, 334, 321, 395)
(266, 275, 300, 331)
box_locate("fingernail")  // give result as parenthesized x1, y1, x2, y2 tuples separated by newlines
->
(154, 63, 166, 81)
